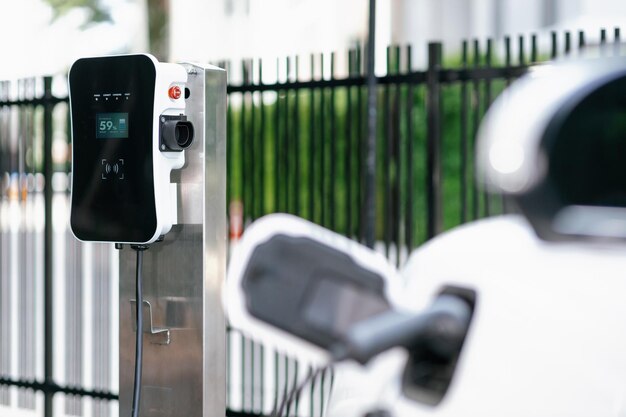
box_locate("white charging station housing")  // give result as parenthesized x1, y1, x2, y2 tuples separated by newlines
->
(69, 54, 192, 244)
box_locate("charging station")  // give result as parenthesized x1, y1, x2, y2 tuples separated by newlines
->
(69, 55, 227, 417)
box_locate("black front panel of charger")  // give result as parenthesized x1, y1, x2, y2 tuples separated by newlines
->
(69, 55, 157, 242)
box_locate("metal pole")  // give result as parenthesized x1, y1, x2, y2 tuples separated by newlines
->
(364, 0, 377, 248)
(43, 76, 54, 417)
(118, 64, 227, 417)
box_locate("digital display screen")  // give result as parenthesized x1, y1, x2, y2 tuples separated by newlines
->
(96, 112, 129, 139)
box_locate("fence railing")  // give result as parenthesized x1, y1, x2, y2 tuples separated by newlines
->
(0, 27, 622, 417)
(226, 30, 620, 267)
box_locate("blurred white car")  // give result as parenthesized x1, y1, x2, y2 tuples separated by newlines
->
(226, 54, 626, 417)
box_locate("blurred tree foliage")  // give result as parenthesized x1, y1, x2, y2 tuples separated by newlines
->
(42, 0, 169, 60)
(43, 0, 111, 26)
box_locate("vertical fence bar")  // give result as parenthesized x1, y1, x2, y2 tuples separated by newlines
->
(294, 362, 302, 416)
(273, 351, 279, 412)
(241, 332, 246, 409)
(504, 36, 511, 73)
(405, 44, 414, 251)
(240, 62, 248, 224)
(578, 30, 585, 49)
(250, 61, 257, 221)
(259, 59, 266, 217)
(501, 36, 512, 213)
(426, 42, 443, 238)
(329, 52, 337, 232)
(364, 0, 378, 248)
(319, 369, 326, 417)
(471, 40, 480, 220)
(0, 78, 13, 405)
(274, 58, 281, 213)
(615, 27, 621, 55)
(284, 57, 290, 215)
(282, 357, 289, 416)
(345, 49, 354, 238)
(255, 342, 263, 412)
(460, 40, 468, 224)
(309, 54, 315, 222)
(251, 331, 256, 406)
(226, 328, 231, 407)
(248, 61, 255, 222)
(600, 28, 607, 56)
(483, 39, 492, 216)
(565, 31, 571, 55)
(247, 61, 254, 220)
(286, 358, 296, 417)
(43, 76, 54, 417)
(320, 53, 326, 227)
(357, 44, 364, 243)
(531, 34, 538, 63)
(383, 46, 391, 257)
(294, 56, 301, 217)
(551, 31, 558, 59)
(393, 45, 401, 265)
(308, 365, 315, 417)
(318, 53, 328, 227)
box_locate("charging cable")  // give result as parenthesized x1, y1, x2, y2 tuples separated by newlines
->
(130, 245, 149, 417)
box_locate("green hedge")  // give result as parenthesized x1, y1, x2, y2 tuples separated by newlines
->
(227, 78, 509, 248)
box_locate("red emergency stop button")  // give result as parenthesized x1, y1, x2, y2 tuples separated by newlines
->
(168, 85, 182, 100)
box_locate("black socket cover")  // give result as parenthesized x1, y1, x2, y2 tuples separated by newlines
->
(160, 114, 194, 152)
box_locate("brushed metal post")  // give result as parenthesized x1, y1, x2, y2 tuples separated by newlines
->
(119, 64, 227, 417)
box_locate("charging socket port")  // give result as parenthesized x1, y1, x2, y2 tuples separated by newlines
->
(159, 114, 194, 152)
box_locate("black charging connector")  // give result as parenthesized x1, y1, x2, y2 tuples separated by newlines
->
(331, 294, 472, 365)
(159, 114, 194, 152)
(130, 244, 149, 417)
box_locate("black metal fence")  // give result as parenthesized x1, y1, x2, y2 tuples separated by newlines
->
(227, 28, 622, 266)
(0, 27, 622, 417)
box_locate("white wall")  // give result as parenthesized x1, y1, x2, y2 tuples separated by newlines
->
(388, 0, 626, 67)
(170, 0, 392, 80)
(170, 0, 626, 75)
(391, 0, 474, 68)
